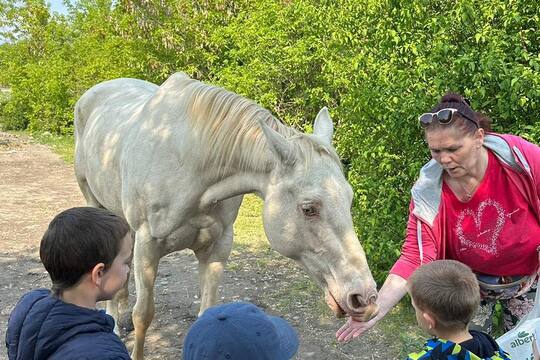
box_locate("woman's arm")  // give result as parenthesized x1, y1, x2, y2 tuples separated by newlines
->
(335, 273, 408, 342)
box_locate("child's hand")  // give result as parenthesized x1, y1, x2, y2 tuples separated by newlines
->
(335, 315, 378, 342)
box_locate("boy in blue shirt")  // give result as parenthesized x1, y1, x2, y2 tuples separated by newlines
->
(406, 260, 510, 360)
(6, 207, 133, 359)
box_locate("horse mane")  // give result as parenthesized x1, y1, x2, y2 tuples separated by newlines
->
(171, 73, 341, 175)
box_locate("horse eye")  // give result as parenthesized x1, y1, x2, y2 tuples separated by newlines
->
(301, 204, 318, 217)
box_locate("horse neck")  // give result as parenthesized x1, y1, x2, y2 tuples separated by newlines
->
(192, 115, 296, 178)
(198, 168, 272, 210)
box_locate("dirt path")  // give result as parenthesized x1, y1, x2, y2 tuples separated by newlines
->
(0, 131, 401, 359)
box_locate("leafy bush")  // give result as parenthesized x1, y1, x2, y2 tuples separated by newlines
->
(0, 89, 12, 129)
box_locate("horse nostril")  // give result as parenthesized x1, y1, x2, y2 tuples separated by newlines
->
(349, 291, 378, 310)
(350, 294, 362, 309)
(349, 294, 368, 309)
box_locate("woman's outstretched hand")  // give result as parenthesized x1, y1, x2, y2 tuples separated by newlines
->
(336, 274, 409, 342)
(335, 316, 378, 342)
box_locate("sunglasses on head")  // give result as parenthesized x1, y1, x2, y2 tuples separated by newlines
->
(418, 108, 478, 128)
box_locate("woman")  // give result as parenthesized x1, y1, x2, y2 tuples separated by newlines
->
(337, 92, 540, 342)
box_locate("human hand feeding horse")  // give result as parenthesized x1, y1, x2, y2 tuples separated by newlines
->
(74, 72, 378, 358)
(337, 92, 540, 343)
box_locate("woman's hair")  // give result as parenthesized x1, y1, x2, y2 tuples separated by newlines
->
(39, 207, 130, 296)
(425, 91, 492, 135)
(409, 260, 480, 331)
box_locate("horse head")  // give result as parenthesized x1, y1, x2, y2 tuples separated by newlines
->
(260, 108, 378, 321)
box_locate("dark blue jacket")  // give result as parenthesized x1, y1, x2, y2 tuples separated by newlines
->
(5, 289, 130, 360)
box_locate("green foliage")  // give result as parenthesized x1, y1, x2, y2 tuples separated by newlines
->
(0, 89, 11, 128)
(1, 0, 539, 283)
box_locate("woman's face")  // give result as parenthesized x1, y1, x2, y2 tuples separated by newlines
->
(425, 126, 484, 178)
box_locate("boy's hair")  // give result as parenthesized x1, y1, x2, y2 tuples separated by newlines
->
(40, 207, 130, 295)
(409, 260, 480, 330)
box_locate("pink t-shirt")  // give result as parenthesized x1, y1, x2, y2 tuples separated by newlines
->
(444, 150, 540, 276)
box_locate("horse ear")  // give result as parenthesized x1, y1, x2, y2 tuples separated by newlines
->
(260, 121, 296, 166)
(313, 107, 334, 145)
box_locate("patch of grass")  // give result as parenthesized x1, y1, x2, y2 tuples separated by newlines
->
(226, 262, 240, 271)
(378, 297, 425, 357)
(274, 275, 331, 318)
(30, 131, 75, 164)
(4, 129, 25, 137)
(255, 257, 270, 268)
(232, 194, 270, 253)
(8, 130, 75, 164)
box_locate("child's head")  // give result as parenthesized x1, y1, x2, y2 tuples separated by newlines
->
(183, 302, 299, 360)
(408, 260, 480, 334)
(40, 207, 131, 299)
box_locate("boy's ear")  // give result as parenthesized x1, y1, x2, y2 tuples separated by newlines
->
(423, 311, 437, 330)
(90, 263, 106, 287)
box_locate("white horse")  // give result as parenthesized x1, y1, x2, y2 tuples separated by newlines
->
(74, 72, 378, 359)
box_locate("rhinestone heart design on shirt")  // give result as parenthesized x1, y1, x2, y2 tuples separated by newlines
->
(456, 199, 506, 255)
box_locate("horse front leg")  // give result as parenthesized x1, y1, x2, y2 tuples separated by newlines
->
(131, 225, 161, 360)
(107, 231, 134, 334)
(107, 277, 130, 334)
(194, 225, 233, 315)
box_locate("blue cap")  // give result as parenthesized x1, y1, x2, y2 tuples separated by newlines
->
(183, 302, 299, 360)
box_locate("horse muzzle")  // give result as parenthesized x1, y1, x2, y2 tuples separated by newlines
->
(325, 290, 379, 321)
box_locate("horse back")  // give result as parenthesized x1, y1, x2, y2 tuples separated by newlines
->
(75, 78, 157, 138)
(74, 74, 241, 244)
(74, 78, 158, 214)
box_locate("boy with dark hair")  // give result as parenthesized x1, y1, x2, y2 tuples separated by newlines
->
(406, 260, 510, 360)
(6, 207, 132, 360)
